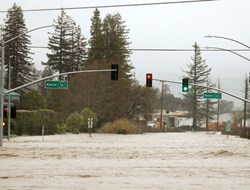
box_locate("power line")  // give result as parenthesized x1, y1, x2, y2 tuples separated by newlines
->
(28, 46, 250, 52)
(0, 0, 219, 13)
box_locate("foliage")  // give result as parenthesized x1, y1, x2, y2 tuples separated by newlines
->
(164, 93, 184, 112)
(80, 108, 98, 132)
(183, 42, 213, 130)
(59, 9, 134, 126)
(14, 110, 33, 135)
(3, 3, 34, 93)
(14, 109, 57, 135)
(21, 90, 47, 110)
(35, 109, 58, 134)
(88, 8, 105, 62)
(43, 9, 87, 74)
(65, 112, 83, 134)
(41, 9, 87, 119)
(128, 81, 158, 120)
(57, 123, 67, 134)
(99, 118, 142, 134)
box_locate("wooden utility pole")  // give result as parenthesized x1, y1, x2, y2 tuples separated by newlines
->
(160, 81, 164, 128)
(243, 77, 248, 137)
(216, 78, 221, 131)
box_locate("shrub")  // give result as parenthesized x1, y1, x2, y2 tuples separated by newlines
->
(14, 109, 57, 135)
(34, 109, 57, 135)
(66, 112, 83, 134)
(57, 123, 67, 134)
(99, 118, 142, 134)
(80, 108, 98, 132)
(15, 110, 34, 135)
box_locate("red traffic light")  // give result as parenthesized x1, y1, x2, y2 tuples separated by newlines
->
(146, 73, 152, 87)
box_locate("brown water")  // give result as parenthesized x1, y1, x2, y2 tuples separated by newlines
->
(0, 132, 249, 190)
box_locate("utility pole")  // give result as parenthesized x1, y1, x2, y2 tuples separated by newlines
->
(205, 80, 209, 131)
(160, 81, 164, 128)
(0, 26, 5, 147)
(243, 77, 248, 137)
(216, 78, 221, 131)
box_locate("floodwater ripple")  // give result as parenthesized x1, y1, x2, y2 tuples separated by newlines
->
(0, 132, 249, 190)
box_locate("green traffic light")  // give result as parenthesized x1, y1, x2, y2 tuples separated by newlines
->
(182, 78, 189, 92)
(183, 86, 188, 92)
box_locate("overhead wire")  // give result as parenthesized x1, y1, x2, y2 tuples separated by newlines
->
(0, 0, 219, 13)
(28, 46, 250, 52)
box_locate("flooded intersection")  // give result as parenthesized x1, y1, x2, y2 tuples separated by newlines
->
(0, 132, 250, 190)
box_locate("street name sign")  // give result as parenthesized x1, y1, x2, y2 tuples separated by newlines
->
(45, 80, 68, 89)
(203, 92, 222, 99)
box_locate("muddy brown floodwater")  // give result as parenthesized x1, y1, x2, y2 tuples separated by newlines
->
(0, 132, 250, 190)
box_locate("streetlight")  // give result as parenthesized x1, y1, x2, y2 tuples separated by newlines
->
(204, 46, 250, 62)
(0, 24, 54, 147)
(205, 35, 250, 61)
(205, 35, 250, 49)
(205, 35, 250, 137)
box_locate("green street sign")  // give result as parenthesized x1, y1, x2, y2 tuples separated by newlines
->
(45, 80, 68, 89)
(203, 92, 222, 99)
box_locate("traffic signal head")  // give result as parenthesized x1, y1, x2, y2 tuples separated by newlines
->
(182, 78, 189, 92)
(11, 105, 17, 119)
(146, 73, 152, 87)
(3, 106, 7, 118)
(111, 64, 119, 80)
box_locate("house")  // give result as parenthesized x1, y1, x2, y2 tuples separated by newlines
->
(167, 111, 192, 128)
(148, 110, 192, 128)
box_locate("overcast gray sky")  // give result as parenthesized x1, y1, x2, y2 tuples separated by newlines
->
(1, 0, 249, 108)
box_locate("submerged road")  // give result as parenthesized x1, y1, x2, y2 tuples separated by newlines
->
(0, 132, 250, 190)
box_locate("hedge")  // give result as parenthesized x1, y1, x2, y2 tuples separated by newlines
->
(14, 109, 57, 135)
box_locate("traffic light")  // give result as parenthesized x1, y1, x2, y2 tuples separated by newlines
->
(182, 78, 189, 92)
(11, 105, 17, 119)
(111, 64, 119, 80)
(146, 73, 152, 87)
(3, 106, 7, 118)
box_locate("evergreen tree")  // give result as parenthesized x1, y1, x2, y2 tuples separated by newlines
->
(102, 13, 133, 81)
(62, 10, 134, 125)
(3, 3, 34, 92)
(72, 25, 87, 71)
(21, 89, 47, 110)
(183, 42, 212, 130)
(42, 9, 87, 118)
(88, 8, 105, 62)
(98, 12, 133, 122)
(43, 9, 87, 74)
(39, 66, 54, 98)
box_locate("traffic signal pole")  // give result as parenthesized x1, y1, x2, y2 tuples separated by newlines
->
(0, 68, 117, 147)
(0, 28, 4, 147)
(153, 78, 250, 103)
(5, 69, 116, 95)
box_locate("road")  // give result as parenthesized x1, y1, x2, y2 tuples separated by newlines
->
(0, 132, 249, 190)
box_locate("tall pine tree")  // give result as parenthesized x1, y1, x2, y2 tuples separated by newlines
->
(43, 9, 87, 74)
(3, 3, 34, 92)
(88, 8, 105, 62)
(183, 42, 212, 130)
(61, 10, 134, 125)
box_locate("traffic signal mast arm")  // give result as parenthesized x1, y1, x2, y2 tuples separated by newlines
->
(5, 69, 116, 95)
(153, 78, 250, 103)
